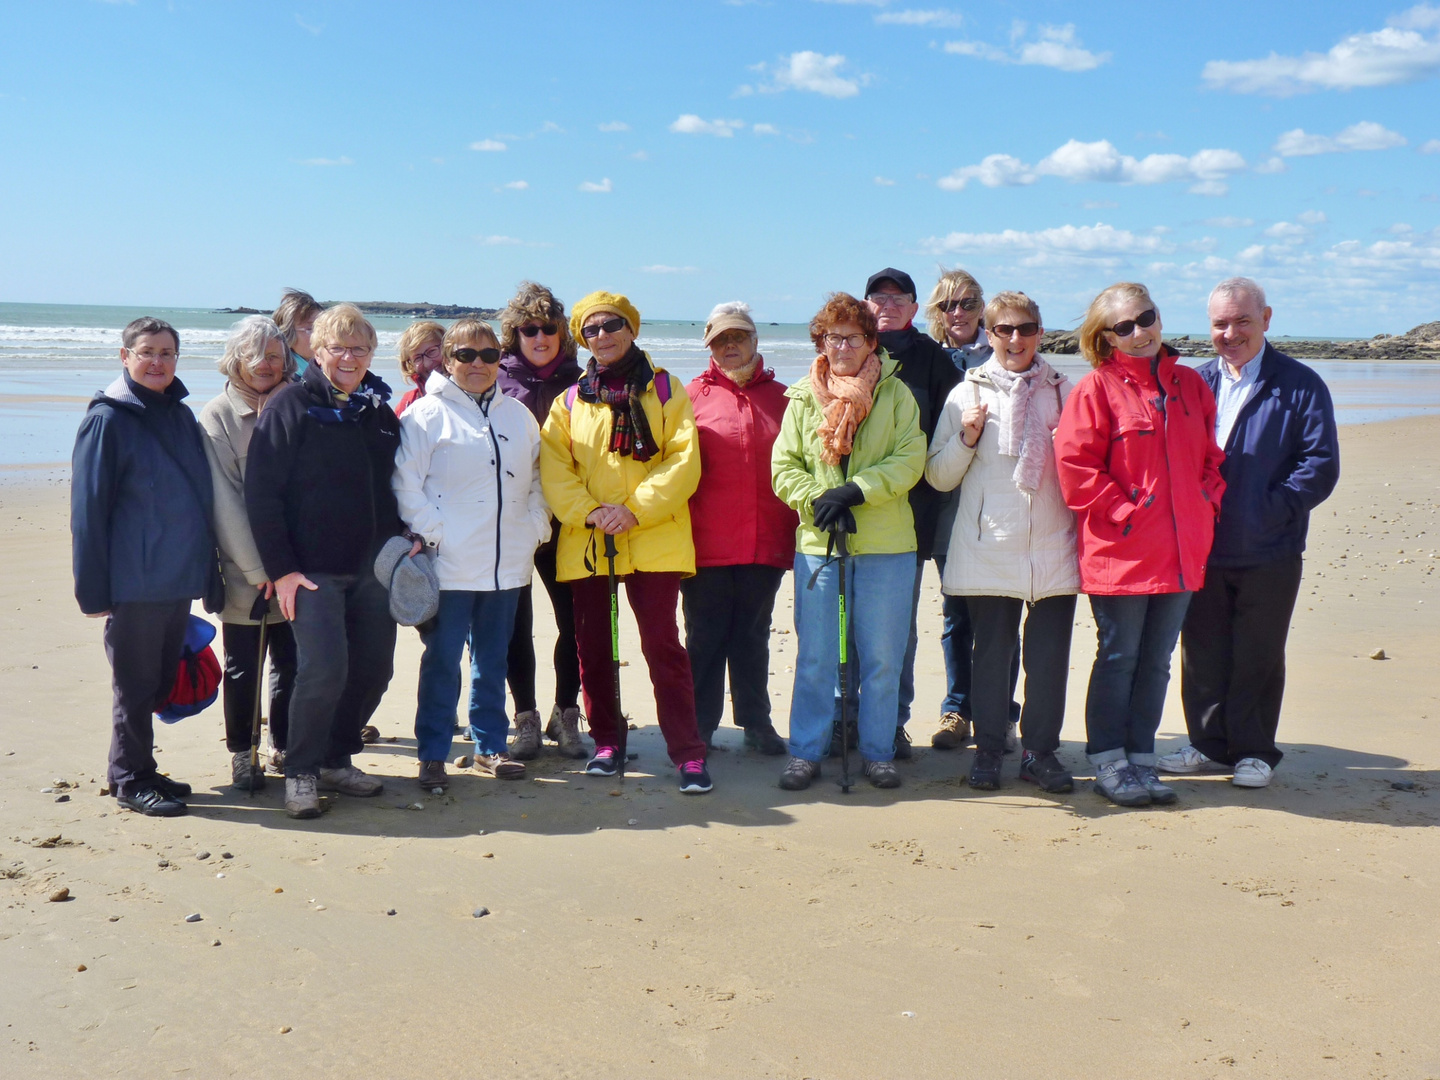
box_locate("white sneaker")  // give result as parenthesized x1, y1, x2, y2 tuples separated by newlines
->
(1156, 745, 1229, 775)
(1232, 758, 1273, 788)
(285, 774, 320, 819)
(317, 764, 384, 797)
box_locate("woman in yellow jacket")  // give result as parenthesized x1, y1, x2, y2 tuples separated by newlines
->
(539, 292, 712, 793)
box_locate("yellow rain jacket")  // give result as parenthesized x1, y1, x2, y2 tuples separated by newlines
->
(539, 356, 701, 581)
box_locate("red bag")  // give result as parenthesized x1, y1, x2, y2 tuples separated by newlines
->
(157, 616, 221, 722)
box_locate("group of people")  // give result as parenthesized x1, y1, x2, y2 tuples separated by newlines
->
(71, 269, 1340, 820)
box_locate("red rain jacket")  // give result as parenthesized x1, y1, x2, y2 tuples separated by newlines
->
(1054, 347, 1225, 595)
(686, 360, 798, 570)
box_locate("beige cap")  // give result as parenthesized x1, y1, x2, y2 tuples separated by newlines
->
(702, 302, 757, 346)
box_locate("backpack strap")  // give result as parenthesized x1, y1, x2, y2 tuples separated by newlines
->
(564, 384, 578, 410)
(654, 371, 672, 405)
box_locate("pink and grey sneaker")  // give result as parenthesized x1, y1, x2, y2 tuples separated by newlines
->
(678, 760, 713, 794)
(585, 746, 619, 777)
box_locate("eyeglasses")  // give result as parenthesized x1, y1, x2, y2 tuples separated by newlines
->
(938, 296, 983, 314)
(413, 345, 443, 363)
(989, 322, 1040, 339)
(451, 347, 501, 365)
(1108, 309, 1158, 337)
(823, 333, 868, 350)
(321, 344, 373, 360)
(580, 316, 628, 340)
(866, 292, 914, 307)
(125, 348, 178, 362)
(518, 323, 559, 338)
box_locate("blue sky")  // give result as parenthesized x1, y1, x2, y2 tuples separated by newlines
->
(1, 0, 1437, 334)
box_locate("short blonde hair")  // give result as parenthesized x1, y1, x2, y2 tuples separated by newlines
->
(984, 291, 1041, 329)
(397, 320, 445, 383)
(1079, 283, 1156, 369)
(311, 303, 377, 354)
(442, 318, 499, 358)
(924, 268, 983, 343)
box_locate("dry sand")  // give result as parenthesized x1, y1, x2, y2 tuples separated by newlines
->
(1, 416, 1437, 1079)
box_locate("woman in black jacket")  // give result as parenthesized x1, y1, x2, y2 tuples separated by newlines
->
(245, 303, 403, 819)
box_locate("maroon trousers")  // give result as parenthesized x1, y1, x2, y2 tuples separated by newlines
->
(571, 571, 706, 767)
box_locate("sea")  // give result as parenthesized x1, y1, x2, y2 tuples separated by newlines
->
(3, 301, 1439, 470)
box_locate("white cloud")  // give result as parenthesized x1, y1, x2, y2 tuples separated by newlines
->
(1255, 156, 1288, 174)
(1273, 121, 1407, 156)
(579, 178, 613, 193)
(876, 9, 965, 28)
(630, 150, 650, 160)
(1297, 210, 1328, 225)
(938, 139, 1246, 194)
(470, 139, 507, 152)
(481, 236, 525, 246)
(874, 176, 897, 186)
(640, 264, 700, 274)
(1422, 138, 1440, 153)
(299, 156, 353, 167)
(598, 121, 630, 132)
(502, 180, 528, 190)
(938, 153, 1036, 190)
(1204, 216, 1256, 228)
(945, 23, 1109, 72)
(1202, 5, 1440, 95)
(753, 123, 780, 135)
(670, 114, 746, 137)
(749, 51, 867, 97)
(294, 14, 323, 34)
(1264, 221, 1311, 243)
(919, 223, 1174, 267)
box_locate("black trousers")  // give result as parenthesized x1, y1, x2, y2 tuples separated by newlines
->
(1180, 555, 1303, 769)
(681, 564, 786, 737)
(505, 536, 581, 713)
(221, 620, 297, 753)
(104, 600, 190, 797)
(967, 594, 1077, 756)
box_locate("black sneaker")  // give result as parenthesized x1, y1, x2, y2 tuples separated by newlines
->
(145, 773, 192, 799)
(778, 756, 819, 791)
(968, 749, 1004, 790)
(116, 786, 187, 817)
(678, 760, 713, 794)
(893, 727, 913, 760)
(1018, 751, 1074, 793)
(584, 747, 619, 777)
(743, 724, 788, 756)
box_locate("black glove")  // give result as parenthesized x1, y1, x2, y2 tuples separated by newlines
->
(812, 482, 864, 534)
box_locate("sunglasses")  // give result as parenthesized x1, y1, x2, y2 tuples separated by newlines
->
(939, 296, 983, 314)
(451, 346, 500, 365)
(518, 323, 559, 338)
(1108, 308, 1158, 337)
(990, 322, 1040, 339)
(580, 316, 628, 340)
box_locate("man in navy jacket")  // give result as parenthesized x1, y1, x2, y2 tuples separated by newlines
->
(71, 318, 218, 817)
(1161, 279, 1340, 788)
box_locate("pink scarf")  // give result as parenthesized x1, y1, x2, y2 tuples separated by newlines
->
(809, 351, 882, 466)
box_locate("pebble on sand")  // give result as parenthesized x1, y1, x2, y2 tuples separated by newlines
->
(386, 908, 397, 916)
(157, 859, 169, 868)
(76, 964, 86, 972)
(1370, 648, 1388, 660)
(184, 913, 202, 923)
(54, 795, 69, 803)
(211, 939, 221, 947)
(454, 755, 472, 769)
(48, 887, 69, 902)
(221, 852, 233, 859)
(472, 907, 490, 918)
(196, 851, 210, 861)
(1392, 779, 1418, 791)
(273, 887, 283, 893)
(278, 1026, 292, 1035)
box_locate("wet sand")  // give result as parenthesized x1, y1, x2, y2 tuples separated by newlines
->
(1, 417, 1437, 1079)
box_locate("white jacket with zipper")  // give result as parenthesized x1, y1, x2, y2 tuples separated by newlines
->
(393, 370, 551, 592)
(925, 364, 1080, 602)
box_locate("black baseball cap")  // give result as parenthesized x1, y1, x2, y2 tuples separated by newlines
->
(864, 267, 916, 298)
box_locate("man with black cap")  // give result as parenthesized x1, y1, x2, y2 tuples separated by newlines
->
(864, 268, 961, 758)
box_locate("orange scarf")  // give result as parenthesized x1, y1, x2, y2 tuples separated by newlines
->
(809, 351, 882, 466)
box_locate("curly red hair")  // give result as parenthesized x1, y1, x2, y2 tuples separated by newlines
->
(808, 292, 878, 352)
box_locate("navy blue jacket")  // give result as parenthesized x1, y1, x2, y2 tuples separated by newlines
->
(1198, 343, 1339, 569)
(71, 373, 217, 614)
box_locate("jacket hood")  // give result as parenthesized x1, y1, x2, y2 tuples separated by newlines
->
(90, 372, 190, 414)
(784, 347, 896, 401)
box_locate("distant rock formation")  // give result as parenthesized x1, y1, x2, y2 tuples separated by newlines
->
(214, 301, 500, 319)
(1040, 323, 1440, 361)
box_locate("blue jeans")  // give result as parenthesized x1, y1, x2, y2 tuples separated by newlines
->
(415, 589, 520, 761)
(790, 551, 914, 763)
(1085, 592, 1193, 766)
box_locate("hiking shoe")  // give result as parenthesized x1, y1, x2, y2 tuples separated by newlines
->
(743, 724, 788, 756)
(893, 727, 913, 760)
(473, 752, 525, 780)
(116, 786, 187, 817)
(828, 719, 858, 758)
(584, 747, 619, 777)
(968, 748, 1004, 790)
(230, 751, 266, 792)
(1093, 760, 1151, 807)
(1003, 722, 1019, 754)
(1131, 764, 1177, 804)
(1232, 758, 1273, 788)
(510, 709, 542, 760)
(778, 756, 820, 791)
(546, 706, 590, 759)
(865, 759, 902, 789)
(318, 764, 384, 797)
(418, 760, 448, 790)
(360, 725, 380, 744)
(678, 760, 713, 794)
(285, 774, 320, 819)
(1157, 745, 1230, 775)
(1019, 751, 1074, 793)
(931, 712, 970, 750)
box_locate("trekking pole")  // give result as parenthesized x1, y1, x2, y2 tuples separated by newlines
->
(247, 591, 270, 799)
(835, 531, 853, 794)
(604, 533, 627, 780)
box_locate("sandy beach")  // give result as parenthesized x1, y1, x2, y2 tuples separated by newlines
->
(2, 415, 1437, 1079)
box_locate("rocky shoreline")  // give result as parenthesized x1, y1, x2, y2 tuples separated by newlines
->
(1040, 320, 1440, 361)
(216, 301, 500, 319)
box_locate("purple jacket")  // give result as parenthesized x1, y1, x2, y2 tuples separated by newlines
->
(497, 351, 582, 424)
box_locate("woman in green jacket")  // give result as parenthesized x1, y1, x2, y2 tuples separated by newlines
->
(771, 293, 926, 790)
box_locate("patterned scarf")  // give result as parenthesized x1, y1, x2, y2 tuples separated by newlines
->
(981, 356, 1053, 493)
(809, 351, 882, 466)
(576, 344, 661, 462)
(307, 374, 392, 425)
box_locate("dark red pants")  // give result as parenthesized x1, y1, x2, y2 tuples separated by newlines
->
(571, 571, 706, 767)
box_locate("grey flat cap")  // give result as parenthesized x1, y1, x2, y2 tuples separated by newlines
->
(374, 535, 440, 626)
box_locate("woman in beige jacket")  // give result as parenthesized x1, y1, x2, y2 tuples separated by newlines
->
(926, 292, 1079, 794)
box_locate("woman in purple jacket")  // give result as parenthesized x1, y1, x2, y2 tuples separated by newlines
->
(496, 281, 587, 760)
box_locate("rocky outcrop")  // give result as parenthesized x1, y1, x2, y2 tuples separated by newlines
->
(214, 302, 500, 319)
(1039, 323, 1440, 361)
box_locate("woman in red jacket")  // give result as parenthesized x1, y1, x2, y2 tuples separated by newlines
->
(682, 302, 798, 754)
(1055, 283, 1224, 807)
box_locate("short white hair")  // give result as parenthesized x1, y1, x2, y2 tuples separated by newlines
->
(707, 300, 753, 323)
(1210, 277, 1267, 312)
(217, 315, 294, 383)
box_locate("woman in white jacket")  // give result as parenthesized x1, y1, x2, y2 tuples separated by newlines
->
(926, 291, 1079, 794)
(393, 319, 551, 789)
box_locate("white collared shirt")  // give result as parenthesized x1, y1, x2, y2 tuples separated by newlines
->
(1214, 344, 1264, 448)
